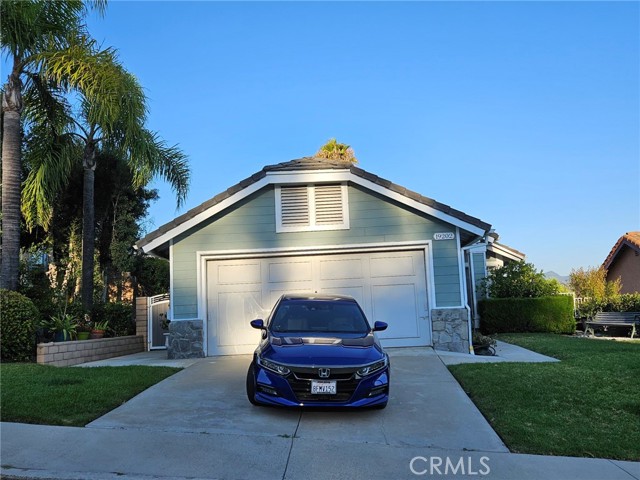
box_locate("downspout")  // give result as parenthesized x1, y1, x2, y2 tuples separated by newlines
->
(461, 235, 486, 355)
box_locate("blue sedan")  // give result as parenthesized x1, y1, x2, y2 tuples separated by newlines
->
(246, 294, 390, 408)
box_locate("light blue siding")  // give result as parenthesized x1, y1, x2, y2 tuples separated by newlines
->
(171, 184, 463, 318)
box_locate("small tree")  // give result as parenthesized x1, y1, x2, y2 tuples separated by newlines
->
(569, 266, 621, 300)
(315, 138, 357, 163)
(481, 261, 561, 298)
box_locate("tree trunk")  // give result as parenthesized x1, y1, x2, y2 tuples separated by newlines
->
(1, 70, 24, 291)
(81, 143, 97, 311)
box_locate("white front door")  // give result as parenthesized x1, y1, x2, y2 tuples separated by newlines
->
(205, 249, 430, 355)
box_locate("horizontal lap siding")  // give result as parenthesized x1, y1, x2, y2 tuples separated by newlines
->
(172, 185, 462, 319)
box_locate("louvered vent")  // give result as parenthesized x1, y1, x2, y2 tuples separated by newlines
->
(280, 186, 310, 227)
(314, 184, 344, 225)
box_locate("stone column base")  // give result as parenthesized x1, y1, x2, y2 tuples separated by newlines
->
(431, 308, 470, 353)
(168, 320, 205, 359)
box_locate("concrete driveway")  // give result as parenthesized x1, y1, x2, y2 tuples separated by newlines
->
(4, 347, 639, 479)
(86, 348, 507, 453)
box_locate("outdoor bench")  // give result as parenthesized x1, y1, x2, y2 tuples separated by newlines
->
(584, 312, 640, 339)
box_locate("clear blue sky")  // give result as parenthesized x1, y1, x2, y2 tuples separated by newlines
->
(83, 1, 639, 276)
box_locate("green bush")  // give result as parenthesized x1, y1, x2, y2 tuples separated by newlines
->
(0, 289, 40, 362)
(92, 302, 134, 337)
(577, 293, 640, 318)
(480, 261, 562, 298)
(479, 296, 575, 334)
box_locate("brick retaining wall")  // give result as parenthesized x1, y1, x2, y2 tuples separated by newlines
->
(37, 335, 144, 367)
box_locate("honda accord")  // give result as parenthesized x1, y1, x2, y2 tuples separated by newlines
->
(246, 294, 390, 408)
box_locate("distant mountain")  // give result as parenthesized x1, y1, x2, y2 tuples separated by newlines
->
(544, 271, 570, 285)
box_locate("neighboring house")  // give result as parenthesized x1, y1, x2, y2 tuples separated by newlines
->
(485, 233, 526, 271)
(137, 157, 514, 357)
(603, 232, 640, 294)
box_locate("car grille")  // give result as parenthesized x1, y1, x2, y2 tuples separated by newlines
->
(287, 366, 360, 403)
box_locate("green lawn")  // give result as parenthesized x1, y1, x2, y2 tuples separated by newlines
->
(448, 334, 640, 460)
(0, 364, 180, 426)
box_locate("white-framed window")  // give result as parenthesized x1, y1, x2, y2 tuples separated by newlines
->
(275, 183, 350, 233)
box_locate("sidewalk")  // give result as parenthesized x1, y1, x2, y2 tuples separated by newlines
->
(1, 422, 637, 480)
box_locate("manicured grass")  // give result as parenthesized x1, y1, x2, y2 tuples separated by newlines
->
(0, 364, 180, 427)
(448, 334, 640, 460)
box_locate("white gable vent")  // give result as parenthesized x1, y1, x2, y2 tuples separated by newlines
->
(276, 183, 349, 233)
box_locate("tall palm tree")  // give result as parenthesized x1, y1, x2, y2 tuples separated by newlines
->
(23, 46, 190, 311)
(315, 138, 358, 164)
(1, 0, 106, 290)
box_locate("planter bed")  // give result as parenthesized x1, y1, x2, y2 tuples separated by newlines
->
(37, 335, 144, 367)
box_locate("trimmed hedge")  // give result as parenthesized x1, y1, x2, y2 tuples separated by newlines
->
(479, 295, 575, 334)
(0, 289, 40, 362)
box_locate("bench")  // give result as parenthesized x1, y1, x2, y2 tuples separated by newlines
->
(584, 312, 640, 339)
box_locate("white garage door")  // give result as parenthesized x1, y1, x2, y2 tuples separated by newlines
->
(205, 250, 430, 355)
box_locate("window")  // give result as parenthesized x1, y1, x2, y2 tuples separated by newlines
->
(276, 184, 349, 232)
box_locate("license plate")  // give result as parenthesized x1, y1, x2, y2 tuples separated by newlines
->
(311, 380, 337, 395)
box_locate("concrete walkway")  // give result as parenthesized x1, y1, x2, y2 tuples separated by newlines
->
(1, 346, 638, 480)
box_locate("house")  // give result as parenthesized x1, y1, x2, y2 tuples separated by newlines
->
(603, 232, 640, 294)
(137, 157, 506, 358)
(485, 232, 526, 271)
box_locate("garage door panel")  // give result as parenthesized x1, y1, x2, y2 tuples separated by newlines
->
(268, 260, 312, 283)
(217, 262, 261, 285)
(372, 283, 420, 339)
(370, 255, 415, 278)
(319, 258, 364, 280)
(319, 285, 366, 307)
(216, 291, 263, 347)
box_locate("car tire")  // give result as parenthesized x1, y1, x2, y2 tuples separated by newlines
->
(246, 362, 260, 406)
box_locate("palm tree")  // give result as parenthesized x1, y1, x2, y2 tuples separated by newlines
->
(22, 46, 190, 311)
(1, 0, 106, 290)
(315, 138, 358, 164)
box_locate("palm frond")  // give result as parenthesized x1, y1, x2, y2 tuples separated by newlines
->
(22, 130, 81, 229)
(124, 129, 190, 209)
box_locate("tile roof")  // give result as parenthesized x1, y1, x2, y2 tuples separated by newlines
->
(603, 231, 640, 270)
(137, 156, 491, 252)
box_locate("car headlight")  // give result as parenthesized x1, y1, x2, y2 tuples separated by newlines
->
(356, 356, 388, 377)
(257, 356, 291, 376)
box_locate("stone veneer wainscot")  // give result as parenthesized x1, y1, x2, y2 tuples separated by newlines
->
(167, 320, 205, 359)
(431, 308, 470, 353)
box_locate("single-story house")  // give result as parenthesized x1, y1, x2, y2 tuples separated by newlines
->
(137, 157, 516, 358)
(603, 231, 640, 294)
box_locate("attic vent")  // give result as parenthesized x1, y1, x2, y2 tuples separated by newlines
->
(276, 184, 349, 233)
(280, 186, 310, 227)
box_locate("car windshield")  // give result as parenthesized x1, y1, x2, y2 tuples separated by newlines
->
(270, 300, 370, 334)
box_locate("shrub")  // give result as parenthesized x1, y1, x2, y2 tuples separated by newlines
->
(480, 261, 561, 298)
(569, 266, 621, 300)
(577, 293, 640, 318)
(0, 289, 40, 362)
(479, 296, 575, 334)
(92, 302, 134, 337)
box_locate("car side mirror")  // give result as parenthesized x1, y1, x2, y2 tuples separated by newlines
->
(373, 321, 388, 332)
(250, 319, 265, 330)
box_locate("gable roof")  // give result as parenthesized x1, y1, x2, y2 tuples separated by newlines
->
(603, 231, 640, 270)
(137, 157, 492, 255)
(487, 241, 526, 262)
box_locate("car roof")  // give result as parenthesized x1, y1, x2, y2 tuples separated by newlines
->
(280, 293, 357, 303)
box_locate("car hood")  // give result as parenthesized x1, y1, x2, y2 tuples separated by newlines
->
(260, 333, 385, 366)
